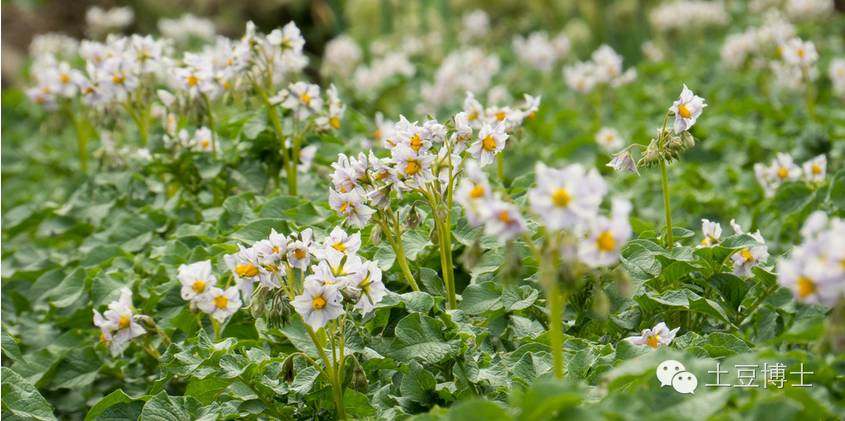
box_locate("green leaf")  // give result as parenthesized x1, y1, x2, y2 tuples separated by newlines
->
(230, 219, 289, 244)
(400, 361, 436, 403)
(84, 389, 138, 421)
(459, 282, 502, 315)
(513, 379, 582, 421)
(1, 330, 23, 362)
(185, 378, 232, 405)
(387, 314, 460, 364)
(139, 392, 199, 421)
(445, 399, 511, 421)
(1, 367, 56, 421)
(343, 388, 376, 417)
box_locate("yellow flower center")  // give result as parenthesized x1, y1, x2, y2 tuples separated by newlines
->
(294, 248, 306, 260)
(118, 315, 131, 329)
(405, 160, 421, 175)
(339, 202, 350, 214)
(409, 134, 423, 152)
(498, 210, 512, 223)
(312, 295, 327, 310)
(271, 246, 281, 254)
(797, 48, 805, 59)
(299, 92, 311, 105)
(192, 280, 206, 294)
(677, 103, 691, 119)
(646, 334, 661, 348)
(60, 73, 71, 84)
(552, 188, 571, 207)
(333, 241, 346, 252)
(330, 116, 341, 129)
(700, 238, 712, 246)
(482, 135, 497, 151)
(797, 276, 816, 298)
(469, 184, 486, 199)
(200, 138, 210, 149)
(235, 263, 258, 278)
(777, 167, 789, 179)
(596, 231, 616, 252)
(112, 73, 125, 85)
(740, 248, 754, 262)
(495, 111, 507, 121)
(811, 163, 822, 175)
(467, 111, 478, 121)
(187, 74, 199, 87)
(214, 295, 228, 309)
(373, 129, 382, 140)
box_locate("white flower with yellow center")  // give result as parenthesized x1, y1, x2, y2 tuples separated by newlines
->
(224, 245, 261, 297)
(197, 286, 242, 322)
(463, 92, 485, 129)
(578, 199, 632, 268)
(92, 288, 146, 355)
(468, 124, 508, 166)
(830, 58, 845, 96)
(777, 212, 845, 307)
(329, 189, 375, 228)
(315, 84, 345, 131)
(729, 219, 769, 277)
(669, 84, 707, 134)
(191, 127, 217, 153)
(697, 219, 722, 248)
(595, 127, 624, 153)
(177, 260, 216, 302)
(281, 82, 323, 121)
(322, 226, 361, 256)
(456, 160, 492, 226)
(292, 279, 344, 329)
(564, 62, 597, 94)
(450, 111, 474, 152)
(781, 38, 818, 67)
(529, 162, 607, 230)
(391, 144, 435, 187)
(287, 229, 314, 270)
(802, 154, 826, 183)
(348, 260, 386, 315)
(624, 322, 679, 349)
(483, 199, 526, 240)
(770, 152, 802, 183)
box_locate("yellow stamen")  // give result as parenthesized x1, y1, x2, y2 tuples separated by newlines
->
(498, 210, 512, 223)
(299, 92, 311, 105)
(677, 103, 691, 119)
(552, 188, 571, 207)
(811, 163, 822, 176)
(409, 134, 423, 152)
(118, 315, 131, 329)
(333, 242, 346, 252)
(797, 276, 816, 299)
(312, 296, 327, 310)
(192, 280, 206, 294)
(646, 334, 660, 348)
(271, 246, 281, 254)
(374, 129, 382, 140)
(330, 116, 341, 129)
(482, 135, 497, 151)
(60, 73, 71, 84)
(186, 75, 199, 87)
(235, 263, 258, 278)
(405, 160, 421, 175)
(468, 111, 478, 121)
(777, 167, 789, 179)
(200, 138, 210, 149)
(469, 184, 485, 199)
(339, 202, 350, 214)
(740, 248, 754, 262)
(214, 295, 228, 309)
(596, 231, 616, 252)
(294, 249, 306, 260)
(112, 73, 125, 85)
(495, 111, 507, 121)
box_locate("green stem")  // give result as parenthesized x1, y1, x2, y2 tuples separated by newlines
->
(496, 153, 505, 183)
(378, 217, 420, 291)
(256, 85, 292, 195)
(304, 324, 345, 419)
(660, 159, 673, 250)
(70, 111, 88, 173)
(545, 264, 565, 379)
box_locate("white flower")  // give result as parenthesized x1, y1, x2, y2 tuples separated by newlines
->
(830, 58, 845, 97)
(322, 35, 361, 77)
(456, 160, 492, 225)
(669, 84, 707, 133)
(564, 62, 597, 93)
(391, 145, 435, 187)
(771, 152, 802, 183)
(224, 245, 261, 296)
(177, 260, 216, 302)
(329, 189, 375, 228)
(802, 155, 826, 183)
(729, 221, 769, 277)
(780, 38, 818, 67)
(93, 288, 146, 355)
(460, 10, 490, 42)
(607, 151, 639, 175)
(191, 127, 217, 153)
(777, 212, 845, 307)
(483, 200, 526, 241)
(698, 219, 722, 247)
(578, 199, 632, 268)
(281, 82, 323, 120)
(529, 162, 607, 230)
(468, 124, 508, 166)
(292, 279, 344, 329)
(197, 286, 242, 322)
(595, 127, 624, 153)
(322, 226, 361, 256)
(625, 322, 679, 348)
(348, 260, 386, 314)
(287, 229, 314, 269)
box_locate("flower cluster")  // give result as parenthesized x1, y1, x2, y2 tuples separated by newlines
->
(625, 322, 680, 349)
(459, 10, 490, 43)
(563, 45, 636, 94)
(158, 14, 216, 45)
(754, 153, 826, 197)
(777, 212, 845, 307)
(696, 219, 769, 277)
(829, 58, 845, 97)
(421, 48, 501, 111)
(322, 35, 363, 78)
(93, 288, 147, 355)
(771, 37, 819, 91)
(86, 6, 134, 38)
(511, 31, 571, 73)
(649, 0, 729, 33)
(720, 12, 795, 70)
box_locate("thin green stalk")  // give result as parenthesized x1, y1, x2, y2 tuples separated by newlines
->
(660, 159, 673, 250)
(497, 153, 505, 183)
(69, 109, 89, 173)
(545, 263, 565, 379)
(378, 217, 420, 291)
(256, 84, 292, 194)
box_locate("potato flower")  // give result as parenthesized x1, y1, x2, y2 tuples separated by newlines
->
(578, 199, 632, 268)
(292, 279, 344, 329)
(529, 162, 607, 230)
(468, 123, 508, 166)
(625, 322, 679, 349)
(197, 286, 242, 322)
(177, 260, 216, 302)
(728, 219, 769, 277)
(669, 84, 707, 133)
(93, 288, 146, 355)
